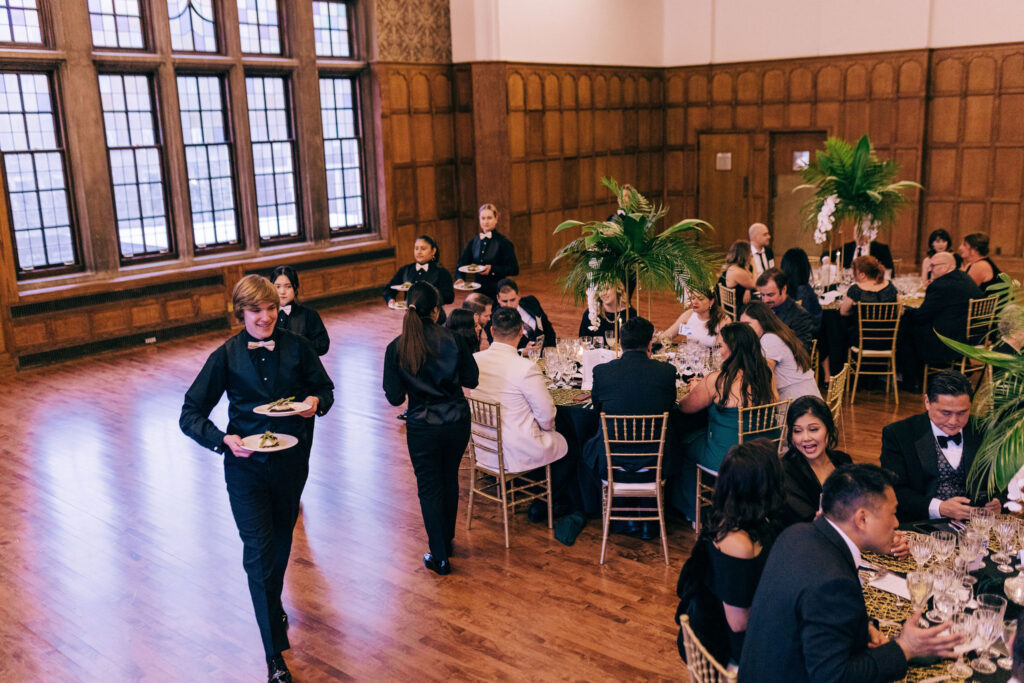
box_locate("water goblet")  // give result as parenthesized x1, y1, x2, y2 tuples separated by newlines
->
(926, 567, 954, 622)
(998, 619, 1018, 670)
(971, 507, 996, 536)
(993, 517, 1017, 569)
(931, 530, 956, 565)
(977, 593, 1008, 657)
(908, 534, 934, 569)
(905, 571, 933, 613)
(947, 612, 976, 680)
(971, 606, 1001, 674)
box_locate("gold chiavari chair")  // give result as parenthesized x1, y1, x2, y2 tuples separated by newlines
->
(679, 615, 738, 683)
(718, 284, 738, 322)
(599, 412, 670, 565)
(827, 362, 851, 427)
(847, 302, 903, 406)
(466, 397, 553, 548)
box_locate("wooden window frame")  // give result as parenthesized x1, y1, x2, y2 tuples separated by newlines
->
(319, 72, 368, 236)
(236, 0, 284, 57)
(0, 0, 48, 48)
(167, 0, 221, 55)
(88, 0, 151, 52)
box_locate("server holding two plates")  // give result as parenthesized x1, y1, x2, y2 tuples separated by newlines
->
(455, 203, 519, 299)
(383, 234, 455, 323)
(179, 275, 334, 683)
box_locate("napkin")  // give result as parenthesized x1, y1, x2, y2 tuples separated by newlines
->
(868, 572, 911, 600)
(581, 349, 616, 390)
(818, 290, 843, 306)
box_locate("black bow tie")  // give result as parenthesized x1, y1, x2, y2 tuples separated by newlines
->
(937, 433, 962, 448)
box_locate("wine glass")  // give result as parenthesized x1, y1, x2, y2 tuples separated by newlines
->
(998, 619, 1018, 670)
(931, 530, 956, 566)
(947, 612, 975, 680)
(604, 330, 617, 349)
(908, 534, 934, 569)
(993, 517, 1017, 569)
(971, 606, 1001, 673)
(977, 593, 1008, 658)
(971, 507, 996, 536)
(906, 571, 933, 613)
(926, 567, 954, 623)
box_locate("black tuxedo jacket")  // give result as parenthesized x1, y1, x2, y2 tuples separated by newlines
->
(838, 240, 894, 272)
(383, 262, 455, 306)
(880, 412, 983, 521)
(907, 269, 984, 363)
(456, 231, 519, 297)
(515, 295, 556, 348)
(180, 329, 335, 462)
(276, 302, 330, 356)
(738, 517, 907, 682)
(583, 351, 677, 476)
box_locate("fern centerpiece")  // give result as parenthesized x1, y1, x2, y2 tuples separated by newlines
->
(550, 177, 719, 332)
(796, 135, 921, 256)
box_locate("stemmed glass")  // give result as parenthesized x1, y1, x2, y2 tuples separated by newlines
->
(998, 619, 1018, 670)
(908, 534, 934, 569)
(971, 604, 1002, 674)
(931, 530, 956, 566)
(971, 507, 996, 538)
(977, 594, 1007, 659)
(947, 612, 976, 680)
(905, 571, 933, 614)
(993, 517, 1017, 569)
(926, 567, 955, 622)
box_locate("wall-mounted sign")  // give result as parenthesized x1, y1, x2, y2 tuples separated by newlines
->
(715, 152, 732, 171)
(793, 151, 810, 171)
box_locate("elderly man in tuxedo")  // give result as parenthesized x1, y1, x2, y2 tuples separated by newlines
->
(471, 307, 569, 513)
(880, 370, 1001, 522)
(494, 277, 557, 350)
(896, 251, 984, 391)
(748, 222, 775, 276)
(739, 465, 962, 682)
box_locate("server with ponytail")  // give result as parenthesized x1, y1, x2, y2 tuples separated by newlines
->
(383, 282, 479, 575)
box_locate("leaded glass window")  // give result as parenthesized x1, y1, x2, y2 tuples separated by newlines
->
(246, 76, 297, 239)
(168, 0, 216, 52)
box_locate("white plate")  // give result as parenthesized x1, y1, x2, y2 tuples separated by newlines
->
(391, 283, 412, 291)
(388, 299, 409, 309)
(241, 432, 299, 453)
(458, 265, 484, 274)
(254, 401, 311, 417)
(453, 282, 481, 291)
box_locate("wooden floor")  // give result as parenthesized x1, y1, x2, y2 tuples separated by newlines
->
(0, 265, 921, 681)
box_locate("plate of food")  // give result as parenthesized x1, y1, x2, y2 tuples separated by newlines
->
(458, 264, 484, 274)
(254, 397, 311, 416)
(388, 299, 409, 309)
(241, 431, 299, 452)
(391, 282, 412, 291)
(453, 282, 481, 291)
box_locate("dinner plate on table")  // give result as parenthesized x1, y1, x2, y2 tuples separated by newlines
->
(453, 282, 481, 291)
(254, 401, 311, 417)
(388, 299, 409, 309)
(241, 433, 299, 452)
(458, 264, 484, 274)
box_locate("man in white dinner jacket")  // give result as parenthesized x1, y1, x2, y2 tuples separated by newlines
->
(471, 307, 569, 516)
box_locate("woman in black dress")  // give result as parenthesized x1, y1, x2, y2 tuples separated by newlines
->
(780, 247, 822, 332)
(718, 240, 757, 312)
(383, 282, 479, 575)
(675, 439, 784, 668)
(778, 396, 852, 527)
(272, 265, 330, 356)
(577, 283, 637, 339)
(383, 235, 455, 323)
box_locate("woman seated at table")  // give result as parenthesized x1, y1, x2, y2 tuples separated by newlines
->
(839, 255, 898, 324)
(444, 308, 481, 354)
(739, 302, 820, 401)
(677, 324, 777, 518)
(959, 232, 1003, 292)
(660, 287, 725, 347)
(777, 396, 851, 527)
(718, 241, 757, 312)
(675, 438, 783, 668)
(272, 265, 330, 356)
(920, 228, 955, 282)
(383, 235, 454, 323)
(780, 247, 822, 333)
(578, 282, 637, 340)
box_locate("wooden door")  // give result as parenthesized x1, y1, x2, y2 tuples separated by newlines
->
(698, 133, 751, 250)
(770, 131, 827, 259)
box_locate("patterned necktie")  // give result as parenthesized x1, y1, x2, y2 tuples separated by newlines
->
(247, 340, 276, 351)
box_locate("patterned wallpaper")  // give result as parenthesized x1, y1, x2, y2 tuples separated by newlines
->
(375, 0, 452, 63)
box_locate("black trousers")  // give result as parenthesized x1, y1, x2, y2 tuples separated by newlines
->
(406, 419, 471, 562)
(224, 450, 309, 658)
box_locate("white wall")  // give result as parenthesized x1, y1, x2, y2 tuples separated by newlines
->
(450, 0, 1024, 67)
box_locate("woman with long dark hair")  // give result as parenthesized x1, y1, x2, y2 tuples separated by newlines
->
(444, 308, 481, 354)
(921, 228, 954, 281)
(675, 439, 784, 667)
(778, 396, 851, 527)
(678, 323, 778, 518)
(661, 287, 725, 347)
(272, 265, 330, 356)
(739, 301, 820, 401)
(780, 247, 822, 332)
(718, 240, 757, 309)
(383, 282, 479, 575)
(383, 234, 455, 324)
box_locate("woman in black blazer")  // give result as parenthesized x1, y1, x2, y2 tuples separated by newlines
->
(272, 265, 330, 356)
(779, 396, 852, 527)
(383, 235, 455, 323)
(383, 282, 479, 575)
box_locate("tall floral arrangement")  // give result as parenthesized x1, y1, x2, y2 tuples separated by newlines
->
(551, 178, 719, 329)
(796, 135, 921, 251)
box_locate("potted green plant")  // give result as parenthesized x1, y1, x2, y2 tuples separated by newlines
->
(550, 177, 719, 336)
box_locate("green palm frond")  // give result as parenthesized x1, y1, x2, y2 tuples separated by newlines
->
(551, 177, 721, 304)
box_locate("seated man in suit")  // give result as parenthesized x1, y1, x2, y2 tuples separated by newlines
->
(896, 251, 984, 391)
(881, 370, 1001, 522)
(471, 307, 569, 516)
(838, 231, 895, 272)
(748, 222, 775, 276)
(739, 465, 961, 682)
(493, 277, 557, 350)
(581, 316, 678, 536)
(756, 268, 817, 346)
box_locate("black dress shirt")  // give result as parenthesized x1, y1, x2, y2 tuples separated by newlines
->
(276, 302, 330, 356)
(455, 231, 519, 297)
(383, 261, 455, 306)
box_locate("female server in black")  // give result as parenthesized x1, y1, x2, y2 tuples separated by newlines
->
(382, 234, 455, 323)
(180, 275, 334, 683)
(454, 203, 519, 299)
(271, 265, 330, 356)
(383, 282, 479, 575)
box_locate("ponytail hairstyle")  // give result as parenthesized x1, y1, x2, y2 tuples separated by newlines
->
(399, 281, 441, 374)
(415, 234, 440, 263)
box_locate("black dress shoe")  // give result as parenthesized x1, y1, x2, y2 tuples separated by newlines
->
(423, 552, 452, 575)
(267, 654, 292, 683)
(609, 520, 641, 536)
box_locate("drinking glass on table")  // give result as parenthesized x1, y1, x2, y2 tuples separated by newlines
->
(604, 330, 617, 349)
(926, 567, 954, 622)
(971, 506, 996, 536)
(931, 530, 956, 566)
(971, 605, 1002, 674)
(993, 517, 1017, 569)
(977, 594, 1007, 649)
(947, 612, 975, 680)
(998, 619, 1017, 671)
(905, 571, 933, 613)
(908, 533, 934, 568)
